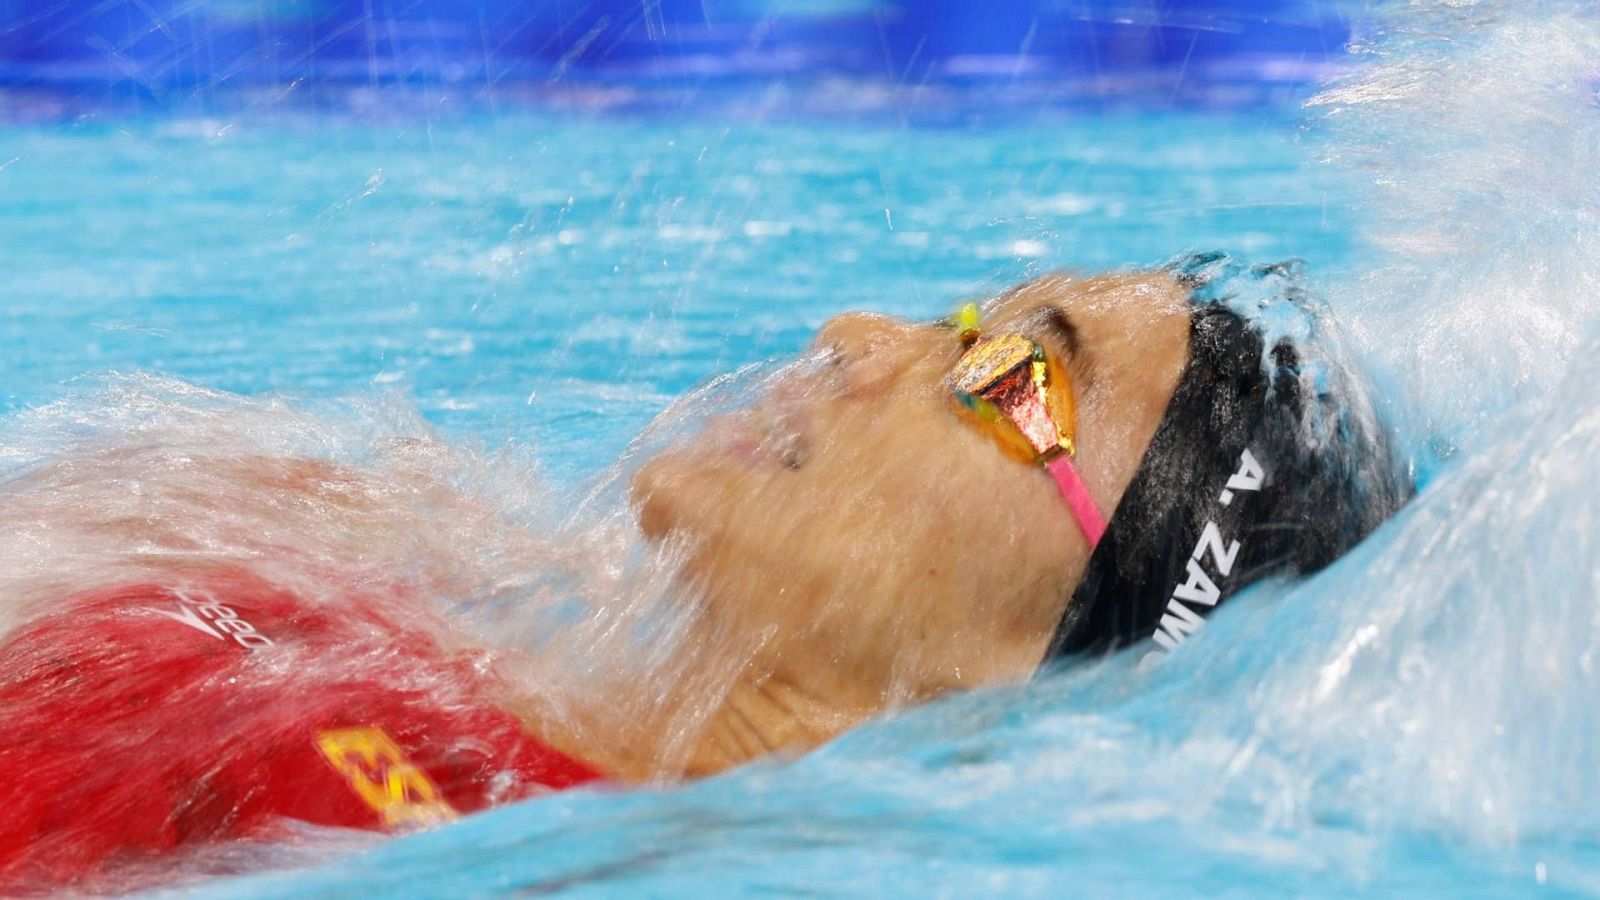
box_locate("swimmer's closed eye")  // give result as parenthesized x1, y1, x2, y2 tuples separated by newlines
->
(944, 302, 1106, 548)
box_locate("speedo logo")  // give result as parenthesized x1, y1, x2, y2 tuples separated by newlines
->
(147, 587, 274, 651)
(1141, 448, 1264, 666)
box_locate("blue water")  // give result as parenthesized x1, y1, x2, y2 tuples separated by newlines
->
(2, 0, 1598, 896)
(0, 109, 1342, 480)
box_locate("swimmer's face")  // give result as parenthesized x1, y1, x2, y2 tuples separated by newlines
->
(633, 273, 1192, 716)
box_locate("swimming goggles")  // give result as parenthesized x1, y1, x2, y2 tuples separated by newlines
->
(947, 303, 1107, 548)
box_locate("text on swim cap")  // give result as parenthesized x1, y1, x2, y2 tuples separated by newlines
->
(1143, 448, 1263, 663)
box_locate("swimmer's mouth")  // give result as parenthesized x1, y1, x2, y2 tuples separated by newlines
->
(706, 407, 812, 470)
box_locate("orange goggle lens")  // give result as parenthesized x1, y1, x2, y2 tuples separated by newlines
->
(947, 319, 1078, 465)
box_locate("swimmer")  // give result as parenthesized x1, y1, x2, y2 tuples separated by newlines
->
(0, 253, 1410, 890)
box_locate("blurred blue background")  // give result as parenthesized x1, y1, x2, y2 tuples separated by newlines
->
(0, 0, 1352, 116)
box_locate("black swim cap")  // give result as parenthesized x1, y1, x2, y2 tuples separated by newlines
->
(1042, 252, 1412, 664)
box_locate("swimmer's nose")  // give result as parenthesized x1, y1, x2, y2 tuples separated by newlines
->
(812, 312, 922, 397)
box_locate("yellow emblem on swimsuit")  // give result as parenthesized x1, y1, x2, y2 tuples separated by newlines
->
(314, 726, 458, 828)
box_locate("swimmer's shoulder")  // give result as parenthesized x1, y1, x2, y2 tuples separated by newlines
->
(4, 569, 357, 676)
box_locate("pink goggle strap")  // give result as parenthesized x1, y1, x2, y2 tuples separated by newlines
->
(1045, 454, 1107, 549)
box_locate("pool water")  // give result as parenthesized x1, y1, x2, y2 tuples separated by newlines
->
(0, 108, 1342, 481)
(1, 1, 1597, 896)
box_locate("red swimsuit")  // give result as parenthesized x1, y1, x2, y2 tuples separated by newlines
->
(0, 571, 601, 890)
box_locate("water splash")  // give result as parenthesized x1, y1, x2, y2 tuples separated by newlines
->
(239, 2, 1600, 892)
(3, 0, 1598, 894)
(1309, 0, 1600, 468)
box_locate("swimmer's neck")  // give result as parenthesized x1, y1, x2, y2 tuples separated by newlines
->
(678, 672, 876, 778)
(516, 668, 875, 783)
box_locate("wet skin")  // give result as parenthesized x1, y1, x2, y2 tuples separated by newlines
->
(629, 272, 1193, 776)
(0, 269, 1197, 871)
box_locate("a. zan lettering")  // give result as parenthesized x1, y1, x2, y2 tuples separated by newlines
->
(147, 587, 274, 650)
(1141, 448, 1263, 665)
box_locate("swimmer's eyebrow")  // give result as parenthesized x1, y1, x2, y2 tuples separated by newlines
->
(1034, 305, 1096, 385)
(1040, 306, 1081, 357)
(932, 301, 1085, 367)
